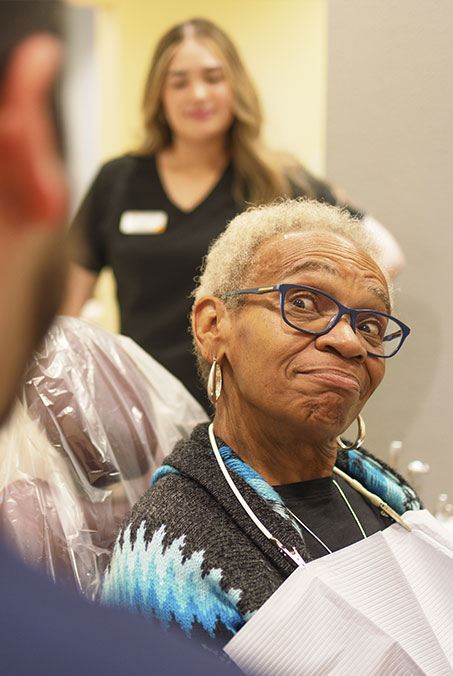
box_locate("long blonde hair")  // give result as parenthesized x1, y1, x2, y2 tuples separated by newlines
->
(137, 18, 314, 205)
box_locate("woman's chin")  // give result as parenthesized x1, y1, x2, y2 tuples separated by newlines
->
(290, 389, 357, 419)
(290, 397, 356, 439)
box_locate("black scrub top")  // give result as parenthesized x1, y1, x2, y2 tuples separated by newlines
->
(70, 154, 239, 408)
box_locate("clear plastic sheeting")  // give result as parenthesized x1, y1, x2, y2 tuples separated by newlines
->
(0, 316, 208, 599)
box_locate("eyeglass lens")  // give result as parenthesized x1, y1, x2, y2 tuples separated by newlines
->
(282, 287, 403, 357)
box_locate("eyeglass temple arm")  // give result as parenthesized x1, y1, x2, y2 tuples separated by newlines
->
(383, 329, 403, 342)
(224, 286, 277, 298)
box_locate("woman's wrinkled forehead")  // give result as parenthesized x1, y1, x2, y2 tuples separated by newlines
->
(246, 231, 391, 311)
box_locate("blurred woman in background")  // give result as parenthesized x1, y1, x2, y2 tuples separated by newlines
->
(63, 17, 404, 408)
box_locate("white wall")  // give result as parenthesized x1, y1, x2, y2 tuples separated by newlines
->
(326, 0, 453, 508)
(63, 5, 101, 215)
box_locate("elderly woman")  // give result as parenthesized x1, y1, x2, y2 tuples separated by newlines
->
(102, 199, 420, 646)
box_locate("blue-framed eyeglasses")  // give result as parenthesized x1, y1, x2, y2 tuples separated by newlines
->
(224, 284, 411, 358)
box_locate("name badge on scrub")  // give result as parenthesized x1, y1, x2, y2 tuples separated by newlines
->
(119, 211, 168, 235)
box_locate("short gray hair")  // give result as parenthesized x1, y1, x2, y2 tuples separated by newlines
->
(192, 198, 392, 384)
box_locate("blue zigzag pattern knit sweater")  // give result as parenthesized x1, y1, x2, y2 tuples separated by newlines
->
(102, 424, 421, 646)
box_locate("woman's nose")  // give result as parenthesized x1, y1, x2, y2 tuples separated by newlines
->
(315, 317, 368, 360)
(191, 80, 208, 100)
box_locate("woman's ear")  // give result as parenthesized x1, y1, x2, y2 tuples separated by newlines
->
(192, 296, 230, 362)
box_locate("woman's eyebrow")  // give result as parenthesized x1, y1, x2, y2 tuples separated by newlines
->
(167, 69, 188, 78)
(167, 66, 223, 78)
(286, 261, 391, 312)
(203, 65, 224, 73)
(367, 285, 391, 313)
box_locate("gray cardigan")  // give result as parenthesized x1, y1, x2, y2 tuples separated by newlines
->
(102, 423, 421, 647)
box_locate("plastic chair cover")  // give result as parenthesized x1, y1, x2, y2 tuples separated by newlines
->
(0, 316, 208, 599)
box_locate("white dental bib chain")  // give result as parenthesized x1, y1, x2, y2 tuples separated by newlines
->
(208, 423, 305, 568)
(208, 423, 411, 569)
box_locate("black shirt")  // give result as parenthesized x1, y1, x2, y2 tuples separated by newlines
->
(70, 155, 239, 407)
(274, 474, 391, 561)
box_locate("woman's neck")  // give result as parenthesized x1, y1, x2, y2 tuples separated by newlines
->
(161, 136, 229, 172)
(213, 403, 338, 486)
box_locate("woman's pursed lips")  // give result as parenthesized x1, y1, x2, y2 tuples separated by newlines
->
(294, 368, 363, 392)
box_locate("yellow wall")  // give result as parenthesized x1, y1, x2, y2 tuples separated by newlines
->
(69, 0, 328, 331)
(71, 0, 327, 170)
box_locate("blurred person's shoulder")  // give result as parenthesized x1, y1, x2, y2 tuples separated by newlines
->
(0, 536, 240, 675)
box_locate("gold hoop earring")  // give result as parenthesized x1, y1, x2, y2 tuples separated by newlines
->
(207, 359, 223, 403)
(336, 414, 366, 451)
